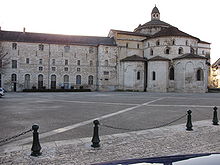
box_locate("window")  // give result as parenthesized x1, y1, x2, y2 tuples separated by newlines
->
(89, 47, 94, 54)
(88, 75, 93, 85)
(156, 40, 160, 46)
(64, 45, 70, 53)
(178, 47, 183, 54)
(52, 59, 55, 65)
(172, 40, 175, 45)
(11, 74, 17, 82)
(39, 44, 44, 51)
(105, 47, 109, 53)
(39, 66, 43, 71)
(90, 60, 93, 66)
(38, 74, 43, 89)
(126, 43, 128, 48)
(64, 67, 68, 71)
(26, 58, 29, 64)
(51, 75, 56, 89)
(51, 67, 56, 71)
(202, 50, 205, 55)
(76, 75, 81, 85)
(197, 69, 203, 81)
(137, 44, 140, 49)
(150, 49, 153, 56)
(77, 68, 80, 72)
(186, 40, 188, 46)
(152, 71, 156, 80)
(12, 60, 17, 68)
(64, 75, 69, 89)
(77, 60, 80, 66)
(12, 43, 17, 50)
(24, 74, 30, 89)
(104, 71, 109, 75)
(165, 47, 170, 54)
(137, 71, 140, 80)
(39, 59, 43, 65)
(190, 47, 195, 54)
(169, 67, 174, 80)
(104, 60, 108, 66)
(65, 59, 68, 65)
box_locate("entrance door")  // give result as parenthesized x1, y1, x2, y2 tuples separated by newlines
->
(13, 83, 17, 92)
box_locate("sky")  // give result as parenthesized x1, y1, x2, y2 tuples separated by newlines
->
(0, 0, 219, 63)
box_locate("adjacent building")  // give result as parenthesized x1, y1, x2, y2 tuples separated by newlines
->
(0, 6, 211, 92)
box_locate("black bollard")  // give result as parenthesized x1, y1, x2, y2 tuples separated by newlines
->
(31, 124, 42, 156)
(213, 106, 219, 125)
(91, 120, 100, 148)
(186, 110, 193, 131)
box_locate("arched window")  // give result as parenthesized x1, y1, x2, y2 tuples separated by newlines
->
(90, 60, 93, 66)
(169, 67, 174, 80)
(165, 47, 170, 54)
(137, 71, 140, 80)
(172, 40, 175, 45)
(104, 60, 108, 66)
(152, 71, 156, 80)
(196, 69, 203, 81)
(156, 40, 160, 46)
(178, 47, 183, 54)
(38, 74, 43, 89)
(51, 75, 56, 89)
(88, 75, 93, 85)
(11, 74, 17, 82)
(76, 75, 81, 85)
(64, 75, 69, 89)
(150, 48, 153, 56)
(190, 47, 195, 54)
(24, 74, 30, 89)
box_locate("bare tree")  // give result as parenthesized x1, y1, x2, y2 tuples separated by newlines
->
(0, 42, 9, 72)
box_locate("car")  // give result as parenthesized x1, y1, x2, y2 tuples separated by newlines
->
(0, 88, 5, 97)
(92, 153, 220, 165)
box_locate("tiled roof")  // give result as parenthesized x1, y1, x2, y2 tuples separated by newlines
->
(173, 53, 207, 60)
(148, 56, 170, 61)
(110, 29, 149, 37)
(120, 55, 147, 62)
(151, 27, 199, 40)
(199, 40, 211, 44)
(0, 30, 116, 46)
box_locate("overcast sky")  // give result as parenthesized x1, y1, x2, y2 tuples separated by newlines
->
(0, 0, 219, 63)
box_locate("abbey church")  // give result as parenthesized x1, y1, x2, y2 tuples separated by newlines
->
(0, 6, 211, 92)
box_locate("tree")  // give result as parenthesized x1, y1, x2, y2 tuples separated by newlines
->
(0, 42, 9, 72)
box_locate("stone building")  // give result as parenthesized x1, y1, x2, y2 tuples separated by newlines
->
(211, 58, 220, 88)
(0, 6, 211, 92)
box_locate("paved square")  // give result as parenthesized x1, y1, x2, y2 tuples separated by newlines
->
(0, 92, 220, 151)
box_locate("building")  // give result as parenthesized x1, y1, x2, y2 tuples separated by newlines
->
(211, 58, 220, 88)
(0, 6, 211, 92)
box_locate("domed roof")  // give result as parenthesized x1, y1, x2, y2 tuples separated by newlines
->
(152, 6, 160, 14)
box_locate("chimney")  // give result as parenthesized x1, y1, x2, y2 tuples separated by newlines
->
(23, 27, 26, 33)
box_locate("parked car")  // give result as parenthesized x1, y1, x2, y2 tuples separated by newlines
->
(92, 153, 220, 165)
(0, 88, 5, 97)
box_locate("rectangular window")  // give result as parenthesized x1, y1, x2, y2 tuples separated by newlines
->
(65, 59, 68, 65)
(12, 60, 17, 68)
(39, 44, 44, 51)
(52, 59, 55, 65)
(12, 43, 17, 50)
(77, 60, 80, 66)
(39, 66, 43, 71)
(64, 67, 68, 71)
(26, 58, 29, 64)
(64, 45, 70, 53)
(51, 67, 56, 71)
(39, 59, 43, 65)
(104, 71, 109, 75)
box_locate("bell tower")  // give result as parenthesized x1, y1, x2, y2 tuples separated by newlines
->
(151, 5, 160, 20)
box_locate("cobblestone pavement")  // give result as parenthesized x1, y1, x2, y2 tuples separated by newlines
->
(0, 120, 220, 165)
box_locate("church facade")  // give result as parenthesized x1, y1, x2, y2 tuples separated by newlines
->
(0, 6, 211, 93)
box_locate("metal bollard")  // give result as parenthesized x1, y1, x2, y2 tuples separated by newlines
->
(31, 124, 42, 156)
(186, 110, 193, 131)
(213, 106, 219, 125)
(91, 120, 100, 148)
